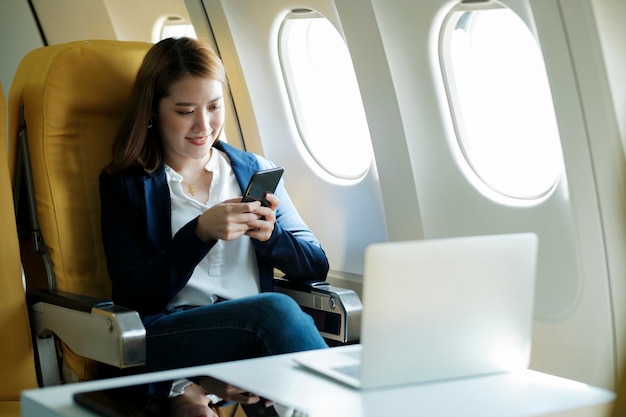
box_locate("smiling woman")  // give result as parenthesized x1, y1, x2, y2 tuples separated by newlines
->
(98, 37, 328, 377)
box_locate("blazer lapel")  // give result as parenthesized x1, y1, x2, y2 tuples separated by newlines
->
(142, 167, 171, 252)
(214, 140, 259, 191)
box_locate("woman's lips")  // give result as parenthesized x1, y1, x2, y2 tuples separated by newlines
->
(187, 135, 209, 146)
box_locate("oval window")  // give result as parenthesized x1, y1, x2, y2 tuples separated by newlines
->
(440, 5, 564, 200)
(154, 16, 197, 42)
(279, 10, 373, 180)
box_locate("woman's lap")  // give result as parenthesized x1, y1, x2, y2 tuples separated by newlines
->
(142, 292, 327, 372)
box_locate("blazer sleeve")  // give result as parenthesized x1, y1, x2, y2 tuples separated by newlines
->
(99, 171, 215, 316)
(249, 163, 330, 282)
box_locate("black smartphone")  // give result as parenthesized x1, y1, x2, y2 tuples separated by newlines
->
(242, 167, 284, 207)
(240, 401, 280, 417)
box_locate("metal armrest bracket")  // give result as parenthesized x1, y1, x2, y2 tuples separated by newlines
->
(273, 278, 362, 344)
(27, 289, 146, 385)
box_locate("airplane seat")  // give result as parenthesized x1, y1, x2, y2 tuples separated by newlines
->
(0, 81, 39, 416)
(8, 40, 151, 385)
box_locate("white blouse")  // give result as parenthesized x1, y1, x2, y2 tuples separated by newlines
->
(164, 149, 260, 307)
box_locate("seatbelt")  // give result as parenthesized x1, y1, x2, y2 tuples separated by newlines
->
(14, 104, 56, 290)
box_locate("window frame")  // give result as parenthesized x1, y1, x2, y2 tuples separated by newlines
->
(438, 2, 565, 203)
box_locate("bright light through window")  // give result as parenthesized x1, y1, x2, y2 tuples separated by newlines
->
(156, 16, 197, 42)
(279, 11, 373, 179)
(441, 6, 564, 200)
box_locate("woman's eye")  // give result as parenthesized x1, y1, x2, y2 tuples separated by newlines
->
(176, 110, 194, 115)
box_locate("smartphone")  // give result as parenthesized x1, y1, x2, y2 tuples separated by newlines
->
(240, 401, 280, 417)
(242, 167, 284, 207)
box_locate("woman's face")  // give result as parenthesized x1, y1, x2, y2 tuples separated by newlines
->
(158, 74, 225, 167)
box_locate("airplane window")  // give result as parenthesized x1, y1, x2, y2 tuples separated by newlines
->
(279, 10, 373, 180)
(155, 16, 197, 42)
(440, 5, 564, 201)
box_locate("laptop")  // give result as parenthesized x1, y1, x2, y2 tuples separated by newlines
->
(294, 233, 538, 389)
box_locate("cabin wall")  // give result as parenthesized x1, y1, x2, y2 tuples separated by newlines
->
(31, 0, 116, 43)
(30, 0, 192, 43)
(0, 2, 43, 101)
(104, 0, 193, 42)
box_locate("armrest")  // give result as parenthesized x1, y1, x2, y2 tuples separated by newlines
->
(273, 277, 362, 344)
(27, 289, 146, 371)
(26, 289, 114, 312)
(271, 278, 330, 292)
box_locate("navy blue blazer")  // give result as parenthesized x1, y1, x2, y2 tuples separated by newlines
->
(99, 141, 329, 324)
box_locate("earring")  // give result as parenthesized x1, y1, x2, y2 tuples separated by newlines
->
(148, 117, 154, 129)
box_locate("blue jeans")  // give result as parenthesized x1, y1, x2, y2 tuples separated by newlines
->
(142, 292, 328, 372)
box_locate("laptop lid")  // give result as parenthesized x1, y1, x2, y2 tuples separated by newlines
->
(295, 233, 538, 390)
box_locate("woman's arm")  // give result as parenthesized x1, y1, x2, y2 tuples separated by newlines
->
(251, 177, 330, 281)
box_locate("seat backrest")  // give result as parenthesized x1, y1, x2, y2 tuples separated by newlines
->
(7, 40, 151, 380)
(0, 82, 38, 416)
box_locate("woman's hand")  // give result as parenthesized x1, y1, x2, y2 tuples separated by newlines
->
(245, 193, 279, 242)
(195, 198, 262, 242)
(168, 383, 222, 417)
(195, 376, 264, 405)
(194, 194, 279, 243)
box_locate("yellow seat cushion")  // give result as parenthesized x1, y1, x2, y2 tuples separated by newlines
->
(0, 402, 21, 417)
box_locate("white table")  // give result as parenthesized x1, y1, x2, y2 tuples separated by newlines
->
(21, 346, 615, 417)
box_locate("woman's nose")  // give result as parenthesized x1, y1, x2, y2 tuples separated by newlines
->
(193, 109, 210, 132)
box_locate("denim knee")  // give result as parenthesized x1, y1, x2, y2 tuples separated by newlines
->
(250, 292, 328, 353)
(252, 292, 305, 318)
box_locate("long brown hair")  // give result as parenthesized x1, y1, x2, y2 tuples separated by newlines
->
(106, 37, 227, 174)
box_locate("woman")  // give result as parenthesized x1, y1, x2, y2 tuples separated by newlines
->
(100, 37, 328, 373)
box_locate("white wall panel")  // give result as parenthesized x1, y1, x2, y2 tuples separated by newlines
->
(336, 0, 619, 388)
